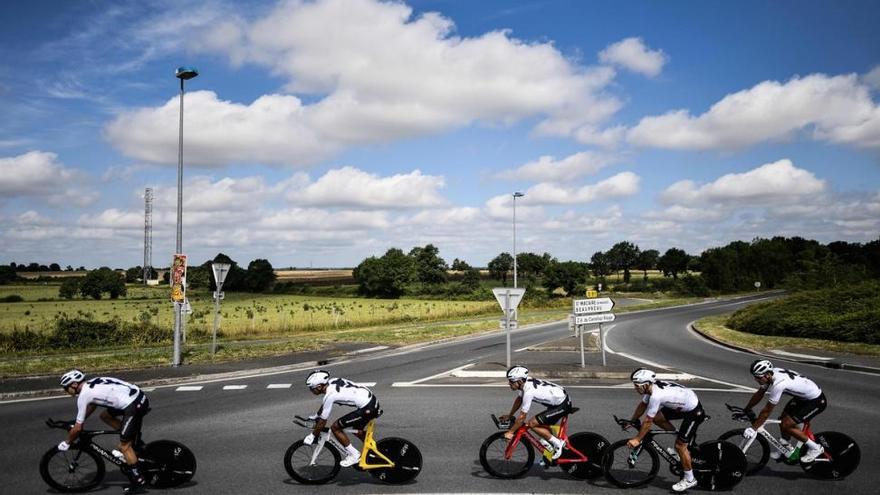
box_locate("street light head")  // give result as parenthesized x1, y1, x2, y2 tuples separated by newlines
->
(175, 66, 199, 80)
(513, 192, 525, 198)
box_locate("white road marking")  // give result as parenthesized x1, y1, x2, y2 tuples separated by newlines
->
(223, 385, 247, 390)
(176, 386, 203, 391)
(452, 370, 505, 378)
(389, 382, 750, 392)
(356, 382, 377, 387)
(267, 383, 292, 389)
(514, 331, 599, 352)
(770, 350, 834, 361)
(350, 346, 390, 354)
(392, 363, 474, 387)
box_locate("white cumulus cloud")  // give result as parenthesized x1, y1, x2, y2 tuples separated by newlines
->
(290, 167, 447, 209)
(524, 172, 640, 205)
(599, 37, 668, 77)
(500, 151, 616, 182)
(0, 151, 97, 206)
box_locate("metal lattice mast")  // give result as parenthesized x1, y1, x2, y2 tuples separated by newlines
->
(143, 187, 153, 284)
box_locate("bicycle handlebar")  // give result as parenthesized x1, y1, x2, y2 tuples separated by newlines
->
(613, 415, 641, 430)
(725, 403, 756, 421)
(45, 418, 74, 430)
(490, 414, 511, 431)
(292, 415, 330, 432)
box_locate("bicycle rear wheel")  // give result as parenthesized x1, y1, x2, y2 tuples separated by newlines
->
(800, 431, 860, 479)
(692, 440, 747, 491)
(601, 439, 659, 488)
(283, 440, 341, 485)
(39, 446, 105, 493)
(369, 437, 423, 484)
(141, 440, 197, 488)
(719, 428, 770, 475)
(559, 432, 609, 480)
(479, 431, 535, 479)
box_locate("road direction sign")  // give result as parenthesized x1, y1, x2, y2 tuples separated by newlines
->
(573, 297, 614, 314)
(575, 313, 616, 325)
(492, 288, 526, 312)
(500, 319, 518, 329)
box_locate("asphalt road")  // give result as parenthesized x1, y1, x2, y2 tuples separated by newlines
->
(3, 294, 875, 494)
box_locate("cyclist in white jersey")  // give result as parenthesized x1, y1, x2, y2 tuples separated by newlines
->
(627, 368, 706, 492)
(59, 370, 150, 494)
(500, 365, 571, 460)
(743, 359, 827, 463)
(304, 370, 382, 467)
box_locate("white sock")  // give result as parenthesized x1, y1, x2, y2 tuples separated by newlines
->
(346, 444, 359, 457)
(684, 469, 695, 482)
(805, 440, 819, 450)
(550, 436, 565, 448)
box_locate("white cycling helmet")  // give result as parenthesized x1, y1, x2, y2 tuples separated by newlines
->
(60, 369, 85, 388)
(630, 368, 656, 385)
(750, 359, 773, 377)
(506, 365, 529, 382)
(305, 370, 330, 389)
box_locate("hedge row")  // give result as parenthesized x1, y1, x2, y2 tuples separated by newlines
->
(0, 317, 169, 353)
(726, 280, 880, 344)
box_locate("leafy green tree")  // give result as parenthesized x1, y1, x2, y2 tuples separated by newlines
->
(636, 249, 659, 281)
(0, 266, 18, 285)
(79, 267, 126, 300)
(488, 253, 513, 285)
(590, 251, 612, 281)
(246, 258, 277, 292)
(59, 278, 80, 299)
(353, 248, 415, 298)
(49, 263, 61, 271)
(125, 266, 143, 283)
(451, 258, 471, 271)
(607, 241, 640, 283)
(658, 248, 690, 280)
(462, 268, 481, 291)
(516, 252, 553, 282)
(408, 244, 448, 284)
(543, 261, 587, 296)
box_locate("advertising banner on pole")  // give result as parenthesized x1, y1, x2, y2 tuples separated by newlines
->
(170, 254, 187, 303)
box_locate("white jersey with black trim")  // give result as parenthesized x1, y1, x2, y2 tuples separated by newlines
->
(518, 378, 567, 413)
(75, 377, 141, 423)
(762, 368, 822, 404)
(320, 378, 374, 420)
(642, 380, 699, 418)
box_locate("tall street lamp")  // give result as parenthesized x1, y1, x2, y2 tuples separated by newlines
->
(512, 191, 524, 288)
(172, 66, 198, 367)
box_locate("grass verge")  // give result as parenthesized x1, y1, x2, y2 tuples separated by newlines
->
(694, 314, 880, 357)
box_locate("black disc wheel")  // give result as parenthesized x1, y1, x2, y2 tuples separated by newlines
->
(692, 440, 747, 491)
(800, 431, 860, 480)
(601, 439, 659, 488)
(719, 428, 770, 475)
(141, 440, 197, 488)
(559, 432, 610, 480)
(479, 431, 535, 479)
(284, 440, 341, 485)
(39, 446, 105, 493)
(369, 437, 423, 484)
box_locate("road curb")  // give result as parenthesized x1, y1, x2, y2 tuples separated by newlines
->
(690, 323, 880, 376)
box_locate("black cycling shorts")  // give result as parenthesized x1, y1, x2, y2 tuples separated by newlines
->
(782, 393, 827, 423)
(336, 396, 382, 430)
(535, 396, 573, 425)
(659, 403, 706, 443)
(110, 392, 150, 443)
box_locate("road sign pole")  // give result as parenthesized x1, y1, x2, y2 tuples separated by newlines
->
(505, 290, 511, 368)
(172, 303, 181, 366)
(212, 293, 220, 356)
(600, 323, 606, 366)
(579, 325, 585, 368)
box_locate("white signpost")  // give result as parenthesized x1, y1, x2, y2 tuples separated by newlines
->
(493, 287, 526, 368)
(571, 297, 616, 367)
(211, 262, 231, 356)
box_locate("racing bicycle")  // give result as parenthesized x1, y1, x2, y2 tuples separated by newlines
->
(39, 418, 196, 492)
(479, 407, 609, 480)
(602, 415, 746, 490)
(284, 414, 422, 484)
(720, 403, 860, 479)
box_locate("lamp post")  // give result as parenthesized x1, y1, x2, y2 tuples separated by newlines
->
(512, 191, 524, 288)
(172, 66, 198, 367)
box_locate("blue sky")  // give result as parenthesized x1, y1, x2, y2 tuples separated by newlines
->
(1, 0, 879, 269)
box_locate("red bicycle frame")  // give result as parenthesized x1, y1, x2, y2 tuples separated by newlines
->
(504, 414, 588, 465)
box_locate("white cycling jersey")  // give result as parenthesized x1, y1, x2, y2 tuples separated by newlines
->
(320, 378, 374, 420)
(518, 378, 567, 414)
(762, 368, 822, 404)
(75, 377, 141, 423)
(642, 381, 699, 418)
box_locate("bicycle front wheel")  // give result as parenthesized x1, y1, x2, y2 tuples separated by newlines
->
(718, 428, 770, 475)
(479, 431, 534, 479)
(559, 432, 609, 480)
(283, 440, 340, 485)
(800, 431, 860, 479)
(602, 439, 659, 488)
(141, 440, 197, 488)
(692, 440, 747, 491)
(39, 446, 105, 493)
(369, 437, 423, 484)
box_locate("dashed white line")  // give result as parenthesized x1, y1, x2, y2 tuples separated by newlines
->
(350, 346, 390, 354)
(175, 386, 203, 391)
(267, 383, 292, 389)
(770, 350, 834, 361)
(223, 385, 247, 390)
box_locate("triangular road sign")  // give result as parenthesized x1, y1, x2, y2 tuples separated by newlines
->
(492, 288, 526, 313)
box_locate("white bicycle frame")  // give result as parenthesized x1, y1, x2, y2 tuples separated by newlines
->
(308, 428, 359, 466)
(739, 418, 797, 456)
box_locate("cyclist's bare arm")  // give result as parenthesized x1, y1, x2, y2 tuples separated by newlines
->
(634, 415, 654, 443)
(508, 410, 527, 434)
(312, 417, 327, 437)
(502, 397, 523, 421)
(744, 388, 766, 411)
(752, 402, 775, 429)
(630, 401, 648, 426)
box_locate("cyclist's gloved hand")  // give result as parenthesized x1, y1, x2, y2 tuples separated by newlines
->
(742, 427, 757, 439)
(303, 433, 315, 445)
(57, 441, 70, 451)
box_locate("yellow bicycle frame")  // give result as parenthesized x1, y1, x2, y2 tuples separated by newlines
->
(358, 420, 395, 470)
